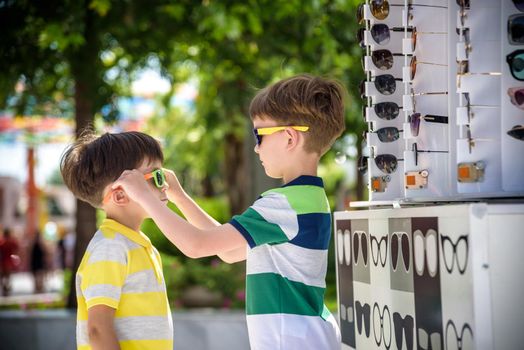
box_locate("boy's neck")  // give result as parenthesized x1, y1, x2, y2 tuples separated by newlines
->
(282, 155, 319, 184)
(105, 209, 144, 232)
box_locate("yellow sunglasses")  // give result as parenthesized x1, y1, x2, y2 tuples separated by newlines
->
(253, 126, 309, 146)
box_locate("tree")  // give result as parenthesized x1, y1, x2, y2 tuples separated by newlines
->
(0, 0, 191, 307)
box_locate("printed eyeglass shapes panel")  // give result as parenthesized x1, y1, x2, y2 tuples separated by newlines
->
(440, 234, 469, 275)
(412, 217, 443, 350)
(389, 218, 414, 292)
(445, 320, 474, 350)
(355, 300, 371, 338)
(335, 219, 356, 348)
(371, 234, 388, 268)
(373, 302, 392, 349)
(393, 311, 415, 350)
(352, 219, 371, 284)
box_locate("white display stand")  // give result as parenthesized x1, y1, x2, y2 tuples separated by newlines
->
(360, 0, 524, 202)
(334, 203, 524, 350)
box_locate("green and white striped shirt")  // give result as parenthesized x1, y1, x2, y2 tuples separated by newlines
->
(230, 175, 340, 350)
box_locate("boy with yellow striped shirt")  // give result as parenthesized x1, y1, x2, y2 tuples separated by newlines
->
(60, 131, 173, 350)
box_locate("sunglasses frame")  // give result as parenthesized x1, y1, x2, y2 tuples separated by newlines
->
(506, 49, 524, 81)
(144, 168, 167, 188)
(253, 126, 309, 146)
(508, 87, 524, 108)
(507, 125, 524, 140)
(411, 143, 448, 166)
(508, 14, 524, 45)
(408, 113, 449, 137)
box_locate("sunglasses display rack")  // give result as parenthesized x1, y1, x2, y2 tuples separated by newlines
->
(358, 0, 524, 205)
(334, 203, 524, 350)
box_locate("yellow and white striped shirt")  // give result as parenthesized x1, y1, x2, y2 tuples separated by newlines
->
(76, 218, 173, 350)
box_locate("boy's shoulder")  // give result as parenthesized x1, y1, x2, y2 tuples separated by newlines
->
(259, 179, 329, 215)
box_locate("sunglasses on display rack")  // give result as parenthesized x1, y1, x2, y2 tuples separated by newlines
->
(506, 50, 524, 81)
(507, 87, 524, 109)
(507, 125, 524, 141)
(408, 113, 448, 137)
(374, 101, 402, 120)
(102, 168, 168, 204)
(409, 56, 447, 80)
(460, 92, 500, 123)
(514, 0, 524, 12)
(366, 127, 403, 143)
(456, 27, 472, 58)
(252, 126, 309, 146)
(508, 14, 524, 45)
(360, 74, 403, 98)
(464, 124, 494, 154)
(456, 71, 502, 89)
(411, 143, 448, 166)
(357, 154, 404, 175)
(369, 49, 404, 70)
(357, 0, 391, 24)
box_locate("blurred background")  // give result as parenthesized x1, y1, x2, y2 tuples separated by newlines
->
(0, 0, 366, 322)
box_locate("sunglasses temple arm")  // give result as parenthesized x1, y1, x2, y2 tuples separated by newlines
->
(423, 115, 448, 123)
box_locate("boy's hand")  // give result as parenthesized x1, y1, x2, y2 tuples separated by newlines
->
(112, 169, 155, 202)
(163, 168, 185, 201)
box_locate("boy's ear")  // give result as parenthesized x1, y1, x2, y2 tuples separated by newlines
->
(112, 189, 130, 206)
(285, 128, 300, 150)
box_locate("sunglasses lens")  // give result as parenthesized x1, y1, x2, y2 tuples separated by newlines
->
(370, 0, 389, 20)
(508, 51, 524, 80)
(357, 3, 364, 24)
(513, 0, 524, 12)
(508, 125, 524, 140)
(375, 154, 398, 174)
(409, 113, 421, 137)
(410, 56, 417, 80)
(253, 130, 262, 145)
(375, 74, 396, 95)
(509, 15, 524, 44)
(372, 50, 394, 70)
(374, 102, 399, 120)
(359, 80, 366, 99)
(376, 127, 400, 143)
(155, 171, 165, 187)
(357, 28, 365, 48)
(370, 24, 390, 45)
(358, 156, 368, 174)
(457, 0, 470, 9)
(515, 89, 524, 105)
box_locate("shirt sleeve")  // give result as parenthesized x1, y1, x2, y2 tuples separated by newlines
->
(80, 239, 128, 310)
(229, 191, 299, 248)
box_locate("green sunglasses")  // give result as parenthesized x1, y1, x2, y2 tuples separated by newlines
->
(145, 168, 167, 188)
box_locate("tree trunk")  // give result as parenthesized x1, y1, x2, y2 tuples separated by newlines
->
(224, 133, 247, 216)
(66, 5, 99, 308)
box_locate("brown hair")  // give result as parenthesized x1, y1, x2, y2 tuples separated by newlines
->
(249, 74, 346, 154)
(60, 131, 164, 208)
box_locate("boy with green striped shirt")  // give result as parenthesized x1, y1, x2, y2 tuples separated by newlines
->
(114, 74, 346, 349)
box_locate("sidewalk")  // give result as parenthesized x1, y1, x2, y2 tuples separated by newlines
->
(0, 271, 63, 307)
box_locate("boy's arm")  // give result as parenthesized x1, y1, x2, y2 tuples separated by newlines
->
(217, 246, 247, 263)
(113, 169, 247, 258)
(87, 305, 120, 350)
(164, 169, 220, 229)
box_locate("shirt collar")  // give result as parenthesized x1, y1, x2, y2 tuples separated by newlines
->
(282, 175, 324, 188)
(99, 218, 152, 248)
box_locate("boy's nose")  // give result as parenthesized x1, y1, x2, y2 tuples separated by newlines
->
(254, 144, 259, 153)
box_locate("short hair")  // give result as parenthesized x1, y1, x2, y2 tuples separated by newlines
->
(60, 131, 164, 208)
(249, 74, 346, 154)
